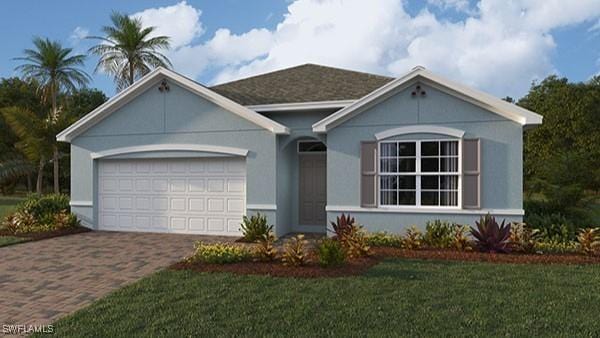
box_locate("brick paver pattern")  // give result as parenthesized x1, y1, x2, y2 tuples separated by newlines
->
(0, 231, 233, 327)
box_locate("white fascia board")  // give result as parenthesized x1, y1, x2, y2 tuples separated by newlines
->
(312, 67, 543, 133)
(375, 125, 465, 140)
(90, 144, 249, 159)
(247, 100, 355, 112)
(57, 68, 290, 143)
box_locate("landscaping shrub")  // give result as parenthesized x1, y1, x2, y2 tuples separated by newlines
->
(577, 228, 600, 256)
(452, 225, 471, 251)
(510, 222, 540, 253)
(329, 214, 370, 258)
(470, 214, 511, 253)
(188, 242, 251, 264)
(343, 224, 371, 258)
(316, 238, 346, 267)
(329, 213, 355, 240)
(403, 226, 423, 250)
(423, 220, 455, 248)
(534, 240, 579, 255)
(366, 232, 403, 248)
(255, 231, 278, 261)
(282, 234, 310, 266)
(1, 194, 79, 234)
(240, 213, 273, 242)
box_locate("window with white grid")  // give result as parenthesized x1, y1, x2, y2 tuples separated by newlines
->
(379, 140, 460, 207)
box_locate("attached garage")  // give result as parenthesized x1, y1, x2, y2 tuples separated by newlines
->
(97, 157, 246, 235)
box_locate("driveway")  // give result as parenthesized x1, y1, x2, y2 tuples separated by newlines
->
(0, 231, 233, 327)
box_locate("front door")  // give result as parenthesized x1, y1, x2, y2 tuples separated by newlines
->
(299, 152, 327, 225)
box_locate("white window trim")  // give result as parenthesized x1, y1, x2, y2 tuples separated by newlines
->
(297, 140, 327, 154)
(377, 138, 462, 210)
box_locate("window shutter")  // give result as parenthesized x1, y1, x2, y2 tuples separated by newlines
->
(462, 139, 480, 209)
(360, 141, 378, 207)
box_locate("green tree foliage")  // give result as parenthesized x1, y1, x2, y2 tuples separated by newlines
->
(0, 78, 46, 192)
(519, 76, 600, 203)
(88, 12, 172, 91)
(14, 37, 90, 193)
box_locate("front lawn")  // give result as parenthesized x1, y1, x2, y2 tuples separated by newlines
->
(0, 235, 28, 247)
(0, 195, 24, 219)
(47, 259, 600, 337)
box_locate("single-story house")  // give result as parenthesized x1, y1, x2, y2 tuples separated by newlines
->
(57, 64, 542, 237)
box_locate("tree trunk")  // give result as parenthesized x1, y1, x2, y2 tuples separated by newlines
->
(53, 146, 59, 194)
(26, 173, 32, 192)
(51, 81, 60, 193)
(129, 63, 135, 86)
(36, 157, 45, 194)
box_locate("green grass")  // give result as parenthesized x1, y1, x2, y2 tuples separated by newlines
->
(46, 259, 600, 337)
(0, 195, 23, 219)
(0, 235, 27, 247)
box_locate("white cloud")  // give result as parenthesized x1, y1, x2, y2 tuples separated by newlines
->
(132, 1, 203, 49)
(69, 26, 89, 45)
(135, 0, 600, 98)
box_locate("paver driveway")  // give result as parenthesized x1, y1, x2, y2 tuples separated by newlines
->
(0, 231, 233, 327)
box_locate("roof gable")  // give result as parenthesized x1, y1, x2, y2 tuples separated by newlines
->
(57, 68, 290, 142)
(210, 64, 394, 106)
(312, 66, 543, 133)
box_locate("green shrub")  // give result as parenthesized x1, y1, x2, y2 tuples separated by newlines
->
(282, 234, 310, 266)
(470, 214, 511, 253)
(534, 240, 580, 255)
(1, 194, 79, 234)
(510, 222, 540, 253)
(316, 238, 346, 267)
(240, 213, 273, 242)
(452, 225, 471, 251)
(403, 226, 423, 250)
(188, 242, 251, 264)
(255, 231, 278, 261)
(366, 232, 403, 248)
(423, 220, 455, 248)
(577, 228, 600, 256)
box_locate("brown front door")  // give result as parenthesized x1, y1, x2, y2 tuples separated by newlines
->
(299, 153, 327, 225)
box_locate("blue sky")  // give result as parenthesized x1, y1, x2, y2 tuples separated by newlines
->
(1, 0, 599, 99)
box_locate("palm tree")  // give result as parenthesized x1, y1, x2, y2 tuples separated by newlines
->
(14, 37, 90, 193)
(88, 12, 172, 91)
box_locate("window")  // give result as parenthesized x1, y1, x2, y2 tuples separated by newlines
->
(379, 140, 459, 207)
(298, 141, 326, 153)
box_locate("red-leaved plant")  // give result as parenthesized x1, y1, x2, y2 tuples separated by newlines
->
(470, 214, 511, 253)
(329, 213, 355, 240)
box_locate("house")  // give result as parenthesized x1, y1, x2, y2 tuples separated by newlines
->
(57, 64, 542, 237)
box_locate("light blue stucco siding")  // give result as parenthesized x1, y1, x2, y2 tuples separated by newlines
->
(268, 110, 331, 234)
(70, 81, 278, 231)
(326, 81, 524, 233)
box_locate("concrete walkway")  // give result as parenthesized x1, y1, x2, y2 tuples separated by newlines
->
(0, 231, 232, 327)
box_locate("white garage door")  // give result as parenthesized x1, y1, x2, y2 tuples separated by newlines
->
(98, 157, 246, 235)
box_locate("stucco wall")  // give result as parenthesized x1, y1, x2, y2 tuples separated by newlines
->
(326, 81, 523, 232)
(268, 110, 331, 233)
(70, 81, 278, 230)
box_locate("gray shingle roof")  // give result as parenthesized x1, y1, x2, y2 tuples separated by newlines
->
(210, 64, 394, 106)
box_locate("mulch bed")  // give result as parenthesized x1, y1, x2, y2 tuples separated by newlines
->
(373, 247, 600, 265)
(172, 246, 600, 278)
(171, 254, 380, 278)
(0, 226, 91, 242)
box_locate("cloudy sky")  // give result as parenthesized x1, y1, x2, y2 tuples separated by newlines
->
(1, 0, 599, 98)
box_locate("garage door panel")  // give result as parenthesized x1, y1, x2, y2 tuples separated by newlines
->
(98, 158, 245, 235)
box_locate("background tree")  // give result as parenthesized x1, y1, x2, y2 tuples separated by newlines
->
(519, 75, 600, 227)
(89, 12, 172, 91)
(0, 78, 44, 193)
(14, 37, 90, 193)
